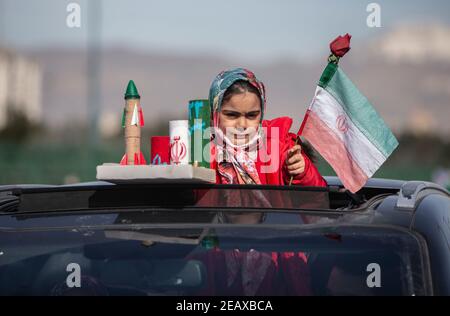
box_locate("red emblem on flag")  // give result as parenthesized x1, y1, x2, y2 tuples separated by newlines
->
(336, 115, 349, 133)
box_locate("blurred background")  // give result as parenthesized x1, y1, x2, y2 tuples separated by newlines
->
(0, 0, 449, 188)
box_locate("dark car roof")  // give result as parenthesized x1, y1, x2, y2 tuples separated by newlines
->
(1, 176, 448, 230)
(0, 176, 405, 192)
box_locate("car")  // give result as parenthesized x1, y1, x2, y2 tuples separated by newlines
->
(0, 176, 449, 296)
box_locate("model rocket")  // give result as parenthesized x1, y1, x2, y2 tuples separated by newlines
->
(120, 80, 147, 165)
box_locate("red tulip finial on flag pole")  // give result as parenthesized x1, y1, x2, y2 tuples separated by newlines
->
(328, 33, 352, 64)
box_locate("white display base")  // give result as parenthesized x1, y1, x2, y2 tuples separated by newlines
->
(96, 163, 216, 184)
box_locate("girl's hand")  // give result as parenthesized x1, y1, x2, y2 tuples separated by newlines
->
(286, 145, 305, 176)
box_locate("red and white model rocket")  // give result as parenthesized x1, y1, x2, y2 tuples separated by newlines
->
(120, 80, 147, 165)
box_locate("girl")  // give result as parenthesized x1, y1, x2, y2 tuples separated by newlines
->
(209, 68, 326, 187)
(189, 68, 326, 296)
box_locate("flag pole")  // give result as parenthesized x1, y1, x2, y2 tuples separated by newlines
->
(288, 110, 310, 186)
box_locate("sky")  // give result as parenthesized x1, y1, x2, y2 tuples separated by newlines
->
(1, 0, 450, 63)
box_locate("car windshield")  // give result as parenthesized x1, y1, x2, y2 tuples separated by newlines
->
(0, 214, 430, 296)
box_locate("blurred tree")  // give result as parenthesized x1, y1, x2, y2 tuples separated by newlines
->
(393, 132, 450, 167)
(0, 103, 44, 143)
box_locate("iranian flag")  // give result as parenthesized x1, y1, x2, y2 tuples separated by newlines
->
(299, 34, 399, 193)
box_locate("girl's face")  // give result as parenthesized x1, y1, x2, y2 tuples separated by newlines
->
(218, 91, 262, 146)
